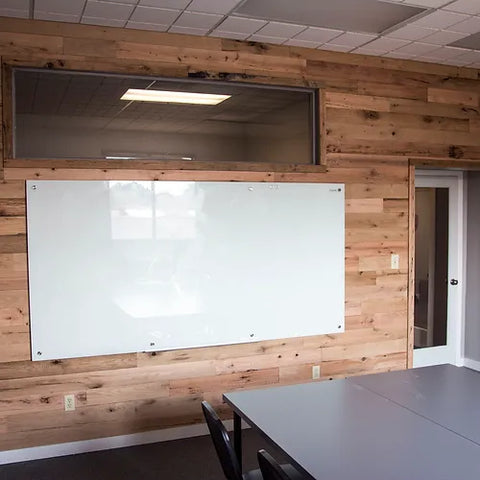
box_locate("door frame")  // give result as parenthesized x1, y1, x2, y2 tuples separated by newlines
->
(409, 169, 465, 368)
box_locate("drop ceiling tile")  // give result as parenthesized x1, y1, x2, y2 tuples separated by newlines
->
(0, 7, 28, 17)
(423, 45, 471, 58)
(443, 0, 480, 15)
(130, 6, 179, 24)
(411, 10, 469, 29)
(402, 0, 450, 6)
(449, 31, 480, 49)
(293, 26, 343, 43)
(35, 0, 86, 15)
(255, 22, 306, 38)
(139, 0, 190, 7)
(234, 0, 426, 35)
(454, 49, 480, 62)
(35, 11, 81, 22)
(168, 25, 209, 35)
(359, 36, 410, 50)
(0, 0, 29, 8)
(393, 40, 440, 55)
(385, 23, 436, 40)
(421, 29, 468, 44)
(248, 34, 286, 44)
(174, 11, 223, 29)
(284, 38, 321, 48)
(414, 56, 438, 63)
(81, 15, 127, 26)
(383, 51, 417, 59)
(126, 20, 169, 30)
(448, 16, 480, 34)
(444, 56, 471, 65)
(330, 32, 377, 47)
(353, 46, 389, 55)
(216, 16, 267, 34)
(210, 30, 250, 40)
(84, 1, 134, 20)
(320, 43, 353, 52)
(187, 0, 241, 14)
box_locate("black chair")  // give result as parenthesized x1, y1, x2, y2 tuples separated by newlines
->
(257, 450, 297, 480)
(201, 400, 262, 480)
(201, 401, 303, 480)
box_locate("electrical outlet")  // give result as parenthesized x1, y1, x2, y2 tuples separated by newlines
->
(391, 253, 400, 270)
(64, 394, 75, 412)
(312, 365, 321, 380)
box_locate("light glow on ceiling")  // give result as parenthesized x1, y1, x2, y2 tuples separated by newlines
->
(121, 89, 231, 105)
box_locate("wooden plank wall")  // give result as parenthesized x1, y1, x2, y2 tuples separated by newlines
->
(0, 16, 478, 451)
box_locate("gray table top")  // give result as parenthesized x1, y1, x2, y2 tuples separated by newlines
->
(350, 364, 480, 445)
(223, 366, 480, 480)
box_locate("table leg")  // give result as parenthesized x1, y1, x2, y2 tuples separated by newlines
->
(233, 411, 242, 473)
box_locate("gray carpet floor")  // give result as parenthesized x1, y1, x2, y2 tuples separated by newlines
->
(0, 429, 287, 480)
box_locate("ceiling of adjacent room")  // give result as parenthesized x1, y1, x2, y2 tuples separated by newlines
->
(15, 69, 310, 134)
(2, 0, 480, 68)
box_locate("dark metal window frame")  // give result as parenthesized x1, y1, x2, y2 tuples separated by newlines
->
(12, 67, 320, 166)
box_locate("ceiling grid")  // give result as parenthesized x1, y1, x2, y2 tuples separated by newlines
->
(2, 0, 480, 67)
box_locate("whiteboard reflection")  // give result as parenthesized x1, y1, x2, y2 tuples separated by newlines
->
(109, 181, 202, 318)
(109, 181, 199, 240)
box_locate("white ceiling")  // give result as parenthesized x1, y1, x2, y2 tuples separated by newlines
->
(2, 0, 480, 68)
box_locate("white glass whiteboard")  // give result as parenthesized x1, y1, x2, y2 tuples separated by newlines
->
(27, 180, 345, 361)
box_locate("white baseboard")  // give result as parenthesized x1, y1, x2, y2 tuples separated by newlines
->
(0, 420, 238, 466)
(463, 357, 480, 372)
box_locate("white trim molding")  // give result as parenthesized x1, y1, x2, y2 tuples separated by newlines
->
(0, 420, 237, 466)
(413, 170, 465, 368)
(463, 357, 480, 372)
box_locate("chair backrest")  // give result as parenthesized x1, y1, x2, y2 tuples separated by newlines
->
(201, 401, 242, 480)
(257, 450, 291, 480)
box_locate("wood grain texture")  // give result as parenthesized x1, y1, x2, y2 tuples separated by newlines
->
(427, 88, 479, 107)
(0, 58, 4, 180)
(0, 161, 409, 450)
(1, 15, 478, 451)
(407, 163, 415, 369)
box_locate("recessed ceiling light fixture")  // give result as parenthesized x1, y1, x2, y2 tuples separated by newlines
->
(121, 89, 231, 105)
(450, 32, 480, 51)
(233, 0, 426, 34)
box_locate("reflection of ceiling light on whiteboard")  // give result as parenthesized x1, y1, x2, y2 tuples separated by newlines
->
(121, 89, 231, 105)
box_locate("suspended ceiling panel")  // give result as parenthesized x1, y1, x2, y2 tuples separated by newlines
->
(233, 0, 426, 34)
(451, 31, 480, 50)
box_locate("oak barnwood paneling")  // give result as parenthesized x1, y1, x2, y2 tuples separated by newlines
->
(427, 87, 479, 106)
(0, 57, 3, 181)
(407, 164, 415, 369)
(1, 14, 478, 451)
(0, 160, 408, 450)
(4, 158, 328, 174)
(325, 92, 480, 160)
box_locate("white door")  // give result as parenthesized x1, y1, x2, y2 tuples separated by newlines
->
(413, 171, 464, 368)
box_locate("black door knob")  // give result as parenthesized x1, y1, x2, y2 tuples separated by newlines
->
(450, 279, 459, 286)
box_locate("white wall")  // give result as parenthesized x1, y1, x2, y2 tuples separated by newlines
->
(16, 117, 247, 163)
(465, 172, 480, 362)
